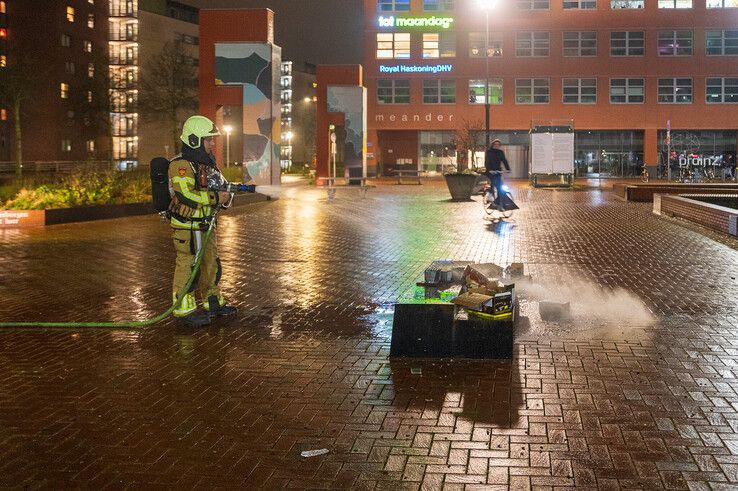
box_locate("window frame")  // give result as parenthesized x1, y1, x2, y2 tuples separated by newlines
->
(563, 31, 597, 57)
(66, 6, 75, 22)
(657, 30, 693, 56)
(377, 0, 410, 11)
(423, 79, 457, 104)
(610, 0, 644, 7)
(423, 0, 454, 10)
(658, 0, 692, 7)
(563, 0, 596, 8)
(515, 78, 550, 104)
(60, 82, 70, 100)
(610, 31, 645, 57)
(563, 78, 597, 104)
(706, 77, 738, 103)
(706, 30, 738, 55)
(516, 0, 550, 9)
(609, 78, 645, 104)
(377, 78, 411, 104)
(468, 79, 504, 105)
(657, 77, 693, 104)
(468, 32, 503, 57)
(707, 0, 738, 6)
(515, 31, 550, 57)
(423, 32, 456, 58)
(376, 32, 411, 59)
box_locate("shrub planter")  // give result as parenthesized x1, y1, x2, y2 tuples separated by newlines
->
(1, 193, 272, 228)
(444, 173, 478, 201)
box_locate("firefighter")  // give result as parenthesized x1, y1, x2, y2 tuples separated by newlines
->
(168, 115, 237, 327)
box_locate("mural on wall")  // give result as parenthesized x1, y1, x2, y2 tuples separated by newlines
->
(215, 43, 281, 185)
(327, 86, 367, 178)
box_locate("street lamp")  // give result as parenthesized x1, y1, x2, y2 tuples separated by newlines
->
(223, 125, 232, 168)
(478, 0, 499, 149)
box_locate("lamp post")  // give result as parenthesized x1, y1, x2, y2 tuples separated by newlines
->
(479, 0, 498, 149)
(223, 125, 232, 168)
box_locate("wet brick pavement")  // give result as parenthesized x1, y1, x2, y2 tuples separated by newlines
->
(3, 178, 738, 489)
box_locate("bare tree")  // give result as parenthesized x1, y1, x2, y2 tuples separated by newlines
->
(0, 59, 43, 177)
(453, 118, 485, 171)
(76, 53, 113, 162)
(138, 41, 198, 155)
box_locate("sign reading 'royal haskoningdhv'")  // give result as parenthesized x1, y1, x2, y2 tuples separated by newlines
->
(379, 64, 453, 74)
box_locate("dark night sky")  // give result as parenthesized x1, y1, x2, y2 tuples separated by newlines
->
(180, 0, 365, 66)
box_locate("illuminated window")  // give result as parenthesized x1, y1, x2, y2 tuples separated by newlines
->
(469, 79, 503, 104)
(66, 6, 75, 22)
(86, 140, 95, 153)
(611, 0, 643, 6)
(469, 32, 503, 57)
(658, 0, 692, 7)
(61, 139, 72, 152)
(0, 109, 6, 121)
(87, 14, 94, 29)
(87, 91, 93, 103)
(0, 28, 6, 38)
(707, 0, 738, 5)
(376, 33, 410, 59)
(423, 32, 455, 58)
(88, 63, 94, 78)
(517, 0, 549, 8)
(657, 30, 693, 56)
(88, 0, 94, 4)
(0, 55, 6, 67)
(0, 2, 5, 13)
(83, 40, 92, 53)
(60, 83, 69, 99)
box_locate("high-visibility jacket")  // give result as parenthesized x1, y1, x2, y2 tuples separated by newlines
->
(167, 157, 220, 230)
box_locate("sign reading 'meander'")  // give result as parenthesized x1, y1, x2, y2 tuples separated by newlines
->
(378, 16, 454, 29)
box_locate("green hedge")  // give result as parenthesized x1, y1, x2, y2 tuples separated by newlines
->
(2, 169, 152, 210)
(1, 165, 251, 210)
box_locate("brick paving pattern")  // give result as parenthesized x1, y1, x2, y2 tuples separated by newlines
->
(2, 178, 738, 489)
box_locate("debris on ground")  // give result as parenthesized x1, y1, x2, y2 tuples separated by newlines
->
(300, 448, 330, 458)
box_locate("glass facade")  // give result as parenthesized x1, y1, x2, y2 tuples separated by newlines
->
(573, 130, 644, 177)
(657, 130, 737, 173)
(419, 131, 457, 172)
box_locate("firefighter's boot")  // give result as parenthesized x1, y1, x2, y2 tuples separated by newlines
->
(206, 295, 237, 318)
(178, 311, 211, 327)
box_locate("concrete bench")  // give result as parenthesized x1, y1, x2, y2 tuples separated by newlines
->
(392, 169, 424, 185)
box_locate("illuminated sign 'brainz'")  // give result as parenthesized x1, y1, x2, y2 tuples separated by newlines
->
(378, 16, 454, 29)
(379, 64, 453, 74)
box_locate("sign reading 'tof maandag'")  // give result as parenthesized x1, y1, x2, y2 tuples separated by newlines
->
(378, 16, 454, 29)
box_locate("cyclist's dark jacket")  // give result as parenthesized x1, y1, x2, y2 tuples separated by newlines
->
(484, 148, 510, 172)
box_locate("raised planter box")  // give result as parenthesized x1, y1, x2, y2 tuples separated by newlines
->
(615, 183, 738, 202)
(0, 192, 272, 228)
(654, 193, 738, 236)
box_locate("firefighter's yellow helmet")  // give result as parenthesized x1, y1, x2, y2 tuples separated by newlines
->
(180, 115, 220, 149)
